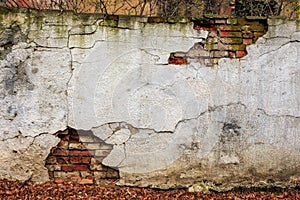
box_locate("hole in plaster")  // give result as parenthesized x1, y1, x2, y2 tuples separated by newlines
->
(45, 128, 119, 184)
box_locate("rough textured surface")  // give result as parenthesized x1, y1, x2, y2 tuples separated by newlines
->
(0, 7, 300, 190)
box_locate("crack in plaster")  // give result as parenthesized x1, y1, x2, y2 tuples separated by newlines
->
(259, 40, 300, 57)
(257, 108, 300, 119)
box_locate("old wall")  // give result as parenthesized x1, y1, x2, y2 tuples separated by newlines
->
(0, 7, 300, 191)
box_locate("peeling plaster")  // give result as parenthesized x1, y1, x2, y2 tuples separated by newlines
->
(0, 9, 300, 190)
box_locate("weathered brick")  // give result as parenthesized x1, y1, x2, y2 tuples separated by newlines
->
(243, 38, 253, 45)
(211, 51, 229, 58)
(69, 142, 85, 150)
(168, 57, 187, 65)
(236, 50, 247, 58)
(56, 156, 69, 164)
(54, 171, 80, 179)
(80, 171, 93, 178)
(250, 23, 266, 32)
(215, 19, 226, 24)
(69, 150, 93, 157)
(207, 37, 218, 44)
(219, 31, 242, 38)
(85, 143, 103, 150)
(218, 25, 241, 31)
(70, 157, 82, 164)
(243, 33, 254, 39)
(46, 165, 61, 171)
(73, 165, 88, 171)
(61, 165, 73, 172)
(52, 149, 68, 156)
(226, 18, 238, 25)
(79, 136, 94, 143)
(70, 175, 81, 183)
(205, 43, 218, 51)
(100, 143, 113, 150)
(220, 37, 242, 44)
(57, 140, 69, 149)
(94, 171, 107, 179)
(82, 157, 91, 164)
(228, 44, 246, 51)
(95, 150, 111, 157)
(229, 51, 236, 58)
(90, 158, 104, 171)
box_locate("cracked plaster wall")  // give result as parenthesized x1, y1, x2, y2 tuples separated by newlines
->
(0, 7, 300, 190)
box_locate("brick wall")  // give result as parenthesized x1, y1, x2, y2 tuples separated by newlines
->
(169, 16, 267, 66)
(45, 128, 119, 184)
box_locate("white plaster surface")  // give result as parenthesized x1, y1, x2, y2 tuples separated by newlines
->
(0, 10, 300, 190)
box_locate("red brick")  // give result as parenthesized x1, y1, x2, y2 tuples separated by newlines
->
(62, 165, 73, 172)
(73, 165, 88, 171)
(236, 50, 247, 58)
(69, 150, 93, 157)
(57, 156, 69, 164)
(218, 25, 241, 31)
(243, 38, 253, 45)
(82, 157, 91, 164)
(219, 31, 242, 38)
(52, 149, 68, 156)
(70, 157, 82, 164)
(243, 33, 254, 39)
(219, 31, 230, 37)
(168, 57, 187, 65)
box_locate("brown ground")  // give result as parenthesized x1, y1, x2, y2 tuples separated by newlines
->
(0, 179, 299, 200)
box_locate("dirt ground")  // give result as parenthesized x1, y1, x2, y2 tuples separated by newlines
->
(0, 179, 299, 200)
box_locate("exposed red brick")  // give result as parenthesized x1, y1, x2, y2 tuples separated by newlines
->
(69, 150, 93, 157)
(52, 149, 68, 156)
(243, 33, 254, 39)
(243, 38, 253, 45)
(56, 156, 69, 164)
(236, 50, 247, 58)
(70, 157, 82, 164)
(61, 165, 73, 172)
(73, 165, 88, 171)
(219, 31, 242, 38)
(168, 57, 187, 65)
(219, 31, 230, 37)
(82, 157, 91, 164)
